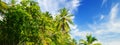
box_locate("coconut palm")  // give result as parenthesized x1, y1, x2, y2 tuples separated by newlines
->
(51, 8, 74, 45)
(55, 8, 74, 33)
(79, 35, 101, 45)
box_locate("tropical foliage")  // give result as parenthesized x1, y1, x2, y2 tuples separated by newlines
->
(0, 0, 76, 45)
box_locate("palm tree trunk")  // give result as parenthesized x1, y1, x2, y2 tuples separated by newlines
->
(62, 18, 65, 31)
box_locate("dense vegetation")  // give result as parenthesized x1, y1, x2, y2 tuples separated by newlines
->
(0, 0, 101, 45)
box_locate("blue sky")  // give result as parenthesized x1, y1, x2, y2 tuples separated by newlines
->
(1, 0, 120, 45)
(70, 0, 120, 45)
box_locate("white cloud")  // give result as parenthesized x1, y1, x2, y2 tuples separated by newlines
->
(100, 15, 104, 20)
(102, 39, 120, 45)
(109, 3, 119, 22)
(71, 29, 92, 38)
(70, 24, 93, 39)
(37, 0, 80, 15)
(101, 0, 107, 7)
(107, 41, 120, 45)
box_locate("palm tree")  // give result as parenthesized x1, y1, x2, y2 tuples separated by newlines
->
(11, 0, 15, 5)
(86, 35, 97, 45)
(55, 8, 74, 33)
(52, 8, 74, 45)
(79, 35, 101, 45)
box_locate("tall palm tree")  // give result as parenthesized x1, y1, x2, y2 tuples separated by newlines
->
(55, 8, 74, 33)
(79, 35, 101, 45)
(53, 8, 74, 45)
